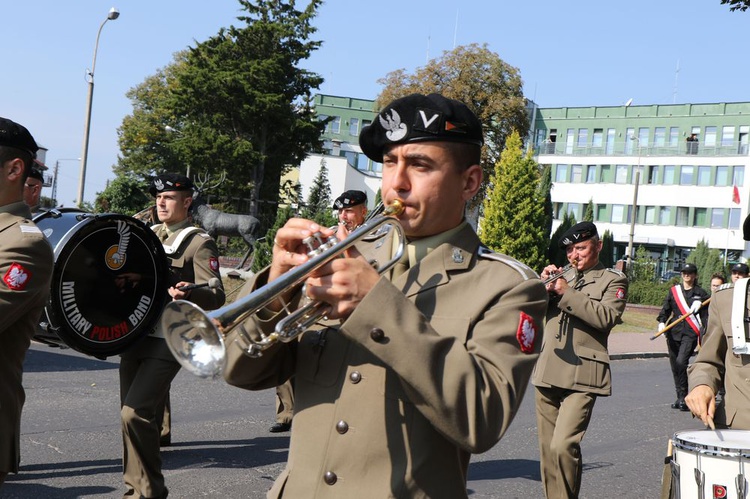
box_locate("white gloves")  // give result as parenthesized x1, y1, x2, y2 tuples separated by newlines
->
(658, 322, 666, 332)
(690, 301, 702, 314)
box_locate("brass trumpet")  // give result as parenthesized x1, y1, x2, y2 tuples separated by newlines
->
(542, 260, 578, 285)
(161, 200, 406, 378)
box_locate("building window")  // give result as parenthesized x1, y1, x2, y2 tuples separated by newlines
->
(731, 208, 741, 229)
(644, 206, 656, 224)
(356, 153, 369, 171)
(654, 127, 666, 148)
(318, 114, 329, 131)
(734, 166, 745, 187)
(586, 165, 597, 183)
(600, 164, 611, 183)
(697, 166, 711, 186)
(716, 166, 729, 186)
(571, 165, 583, 183)
(625, 127, 635, 154)
(615, 165, 628, 184)
(331, 116, 341, 134)
(680, 165, 694, 185)
(349, 118, 360, 136)
(722, 126, 735, 147)
(663, 166, 675, 185)
(596, 204, 607, 221)
(555, 164, 568, 182)
(592, 129, 603, 148)
(553, 203, 562, 219)
(705, 126, 717, 147)
(606, 128, 615, 155)
(566, 128, 574, 154)
(676, 207, 689, 227)
(638, 127, 649, 148)
(659, 207, 671, 225)
(669, 127, 679, 147)
(344, 151, 357, 166)
(711, 208, 725, 228)
(566, 203, 581, 219)
(694, 208, 708, 227)
(611, 204, 626, 223)
(648, 165, 659, 184)
(577, 128, 588, 148)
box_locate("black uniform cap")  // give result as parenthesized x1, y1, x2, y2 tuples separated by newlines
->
(732, 263, 749, 274)
(27, 167, 44, 183)
(149, 173, 194, 197)
(558, 221, 599, 248)
(359, 93, 483, 162)
(0, 117, 38, 158)
(333, 190, 367, 210)
(681, 263, 698, 274)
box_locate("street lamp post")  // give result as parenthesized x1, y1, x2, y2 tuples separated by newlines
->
(77, 7, 120, 207)
(625, 135, 642, 271)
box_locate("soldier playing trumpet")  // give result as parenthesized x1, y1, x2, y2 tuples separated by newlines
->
(334, 189, 368, 235)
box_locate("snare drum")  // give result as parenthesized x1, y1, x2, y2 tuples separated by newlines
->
(33, 209, 169, 357)
(672, 430, 750, 499)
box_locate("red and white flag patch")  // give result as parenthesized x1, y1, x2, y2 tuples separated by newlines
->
(3, 262, 31, 291)
(209, 257, 219, 272)
(615, 288, 626, 300)
(516, 311, 537, 354)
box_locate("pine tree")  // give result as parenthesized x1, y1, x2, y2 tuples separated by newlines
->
(583, 199, 594, 222)
(548, 212, 576, 267)
(600, 229, 615, 268)
(301, 160, 336, 227)
(538, 164, 553, 240)
(481, 130, 546, 271)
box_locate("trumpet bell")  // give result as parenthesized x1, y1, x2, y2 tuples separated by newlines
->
(162, 300, 227, 378)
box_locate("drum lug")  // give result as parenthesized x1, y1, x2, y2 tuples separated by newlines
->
(694, 468, 705, 499)
(738, 474, 747, 498)
(671, 460, 680, 499)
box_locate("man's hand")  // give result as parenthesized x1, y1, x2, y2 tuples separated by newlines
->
(684, 385, 716, 428)
(304, 246, 380, 320)
(541, 264, 570, 296)
(269, 218, 335, 284)
(690, 300, 702, 314)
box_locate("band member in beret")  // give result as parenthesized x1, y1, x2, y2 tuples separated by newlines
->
(533, 221, 628, 498)
(686, 216, 750, 429)
(333, 189, 368, 235)
(119, 173, 225, 499)
(22, 163, 44, 214)
(0, 117, 54, 488)
(656, 262, 708, 412)
(222, 93, 548, 498)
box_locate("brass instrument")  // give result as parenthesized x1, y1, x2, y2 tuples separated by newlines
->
(161, 200, 406, 378)
(542, 261, 578, 285)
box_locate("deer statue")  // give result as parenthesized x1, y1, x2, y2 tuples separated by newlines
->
(191, 172, 261, 269)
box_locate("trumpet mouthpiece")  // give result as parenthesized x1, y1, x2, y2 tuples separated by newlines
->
(385, 199, 405, 217)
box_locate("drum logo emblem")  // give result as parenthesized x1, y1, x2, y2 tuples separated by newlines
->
(105, 221, 131, 270)
(713, 484, 727, 498)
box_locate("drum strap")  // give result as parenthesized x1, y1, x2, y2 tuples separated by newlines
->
(731, 277, 750, 354)
(159, 226, 203, 255)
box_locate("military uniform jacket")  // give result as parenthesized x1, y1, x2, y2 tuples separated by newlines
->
(657, 284, 709, 341)
(122, 220, 225, 361)
(0, 202, 53, 472)
(532, 263, 628, 397)
(223, 223, 548, 498)
(688, 284, 750, 429)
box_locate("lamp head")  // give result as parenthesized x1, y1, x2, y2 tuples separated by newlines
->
(108, 7, 120, 20)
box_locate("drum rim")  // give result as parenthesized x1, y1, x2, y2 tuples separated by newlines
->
(673, 429, 750, 458)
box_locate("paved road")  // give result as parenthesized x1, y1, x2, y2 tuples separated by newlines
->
(2, 343, 704, 498)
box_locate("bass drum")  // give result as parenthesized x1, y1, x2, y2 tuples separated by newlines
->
(33, 209, 169, 358)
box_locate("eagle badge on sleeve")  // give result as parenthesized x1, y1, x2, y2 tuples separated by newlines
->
(209, 257, 219, 272)
(516, 311, 537, 354)
(3, 262, 31, 291)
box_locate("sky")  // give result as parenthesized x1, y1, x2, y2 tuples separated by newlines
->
(2, 0, 748, 206)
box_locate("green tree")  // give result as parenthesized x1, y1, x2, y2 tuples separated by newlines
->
(583, 199, 594, 222)
(722, 0, 750, 11)
(481, 130, 546, 270)
(600, 229, 615, 268)
(548, 211, 576, 267)
(631, 245, 656, 283)
(301, 160, 336, 227)
(538, 164, 553, 239)
(377, 43, 528, 206)
(251, 205, 295, 272)
(686, 239, 725, 288)
(112, 0, 326, 229)
(95, 175, 152, 216)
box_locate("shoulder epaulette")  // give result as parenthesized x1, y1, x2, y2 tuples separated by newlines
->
(717, 282, 734, 292)
(477, 245, 539, 281)
(605, 268, 626, 278)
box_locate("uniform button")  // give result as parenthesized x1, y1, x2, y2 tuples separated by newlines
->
(349, 371, 362, 384)
(336, 420, 349, 434)
(370, 327, 385, 341)
(324, 471, 337, 485)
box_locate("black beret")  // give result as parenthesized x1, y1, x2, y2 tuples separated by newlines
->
(558, 221, 598, 248)
(149, 173, 194, 197)
(681, 263, 698, 274)
(333, 190, 367, 210)
(359, 93, 483, 162)
(732, 263, 749, 274)
(0, 117, 38, 158)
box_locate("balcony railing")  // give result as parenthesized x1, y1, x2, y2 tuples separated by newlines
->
(536, 141, 750, 157)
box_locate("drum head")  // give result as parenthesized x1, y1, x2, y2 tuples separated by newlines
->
(39, 211, 169, 357)
(674, 429, 750, 455)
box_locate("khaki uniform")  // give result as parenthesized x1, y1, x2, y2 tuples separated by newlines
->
(0, 202, 54, 474)
(120, 219, 224, 498)
(532, 263, 628, 498)
(275, 378, 294, 425)
(224, 223, 548, 498)
(688, 283, 750, 429)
